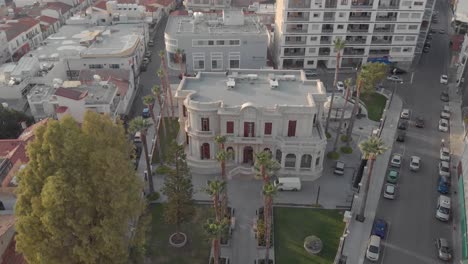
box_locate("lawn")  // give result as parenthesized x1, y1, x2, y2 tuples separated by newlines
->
(146, 203, 212, 264)
(361, 92, 387, 122)
(274, 207, 345, 264)
(152, 117, 180, 163)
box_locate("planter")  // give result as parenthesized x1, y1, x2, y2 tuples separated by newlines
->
(304, 235, 322, 255)
(209, 257, 230, 264)
(169, 232, 187, 248)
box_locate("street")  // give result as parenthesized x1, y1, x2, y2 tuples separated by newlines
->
(366, 0, 455, 263)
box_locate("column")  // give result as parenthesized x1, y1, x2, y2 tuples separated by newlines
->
(295, 152, 302, 172)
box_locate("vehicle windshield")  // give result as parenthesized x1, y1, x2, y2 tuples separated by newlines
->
(439, 207, 450, 214)
(441, 246, 450, 254)
(441, 166, 449, 172)
(369, 245, 379, 254)
(442, 151, 449, 156)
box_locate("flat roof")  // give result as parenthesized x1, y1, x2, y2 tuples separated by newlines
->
(179, 70, 325, 107)
(28, 24, 144, 60)
(166, 11, 267, 36)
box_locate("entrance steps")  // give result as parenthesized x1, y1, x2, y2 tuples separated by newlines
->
(227, 165, 255, 179)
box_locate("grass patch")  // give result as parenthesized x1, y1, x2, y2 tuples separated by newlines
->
(325, 132, 332, 139)
(340, 135, 350, 143)
(274, 208, 345, 264)
(326, 151, 340, 160)
(361, 92, 387, 122)
(152, 118, 180, 163)
(146, 204, 212, 263)
(340, 146, 353, 154)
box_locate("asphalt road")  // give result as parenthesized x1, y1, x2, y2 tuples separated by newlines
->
(366, 1, 455, 263)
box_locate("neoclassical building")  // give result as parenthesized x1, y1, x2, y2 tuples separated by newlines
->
(175, 69, 328, 180)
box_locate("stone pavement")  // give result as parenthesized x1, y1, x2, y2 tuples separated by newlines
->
(341, 93, 403, 264)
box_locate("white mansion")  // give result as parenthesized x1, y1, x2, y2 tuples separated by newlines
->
(175, 69, 328, 180)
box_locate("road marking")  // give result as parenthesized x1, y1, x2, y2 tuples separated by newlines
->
(381, 220, 391, 264)
(380, 241, 437, 263)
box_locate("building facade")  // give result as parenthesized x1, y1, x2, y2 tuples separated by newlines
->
(183, 0, 231, 11)
(273, 0, 430, 70)
(164, 10, 269, 73)
(175, 69, 328, 180)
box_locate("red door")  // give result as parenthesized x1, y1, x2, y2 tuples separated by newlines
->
(243, 146, 253, 164)
(201, 143, 210, 159)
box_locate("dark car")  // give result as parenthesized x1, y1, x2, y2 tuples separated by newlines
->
(396, 131, 406, 142)
(438, 176, 450, 194)
(415, 117, 425, 128)
(424, 42, 431, 48)
(423, 46, 430, 53)
(371, 219, 387, 239)
(142, 108, 150, 118)
(430, 28, 436, 33)
(398, 120, 408, 130)
(140, 61, 149, 71)
(427, 34, 433, 40)
(440, 91, 449, 102)
(389, 67, 406, 75)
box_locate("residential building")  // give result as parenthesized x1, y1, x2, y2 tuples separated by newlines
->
(184, 0, 230, 11)
(273, 0, 430, 70)
(37, 15, 61, 39)
(246, 2, 276, 26)
(454, 0, 468, 34)
(0, 31, 10, 64)
(174, 69, 327, 180)
(164, 10, 269, 73)
(0, 17, 43, 62)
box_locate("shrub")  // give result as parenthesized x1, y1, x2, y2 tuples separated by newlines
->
(340, 135, 350, 142)
(327, 151, 340, 160)
(325, 132, 332, 139)
(155, 165, 172, 175)
(340, 146, 353, 154)
(146, 192, 160, 202)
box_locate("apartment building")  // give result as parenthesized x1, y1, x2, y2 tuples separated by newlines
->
(184, 0, 231, 11)
(0, 17, 43, 62)
(174, 69, 328, 180)
(164, 10, 269, 73)
(273, 0, 430, 70)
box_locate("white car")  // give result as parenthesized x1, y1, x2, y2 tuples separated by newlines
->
(383, 184, 396, 200)
(410, 156, 421, 171)
(441, 105, 450, 119)
(439, 161, 450, 177)
(336, 81, 345, 92)
(439, 119, 449, 132)
(390, 153, 402, 168)
(440, 75, 448, 84)
(400, 109, 410, 119)
(366, 235, 381, 261)
(387, 75, 403, 82)
(440, 147, 450, 161)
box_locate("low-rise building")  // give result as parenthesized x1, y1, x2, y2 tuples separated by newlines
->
(164, 10, 269, 74)
(175, 69, 327, 180)
(0, 17, 43, 62)
(0, 31, 10, 64)
(183, 0, 230, 11)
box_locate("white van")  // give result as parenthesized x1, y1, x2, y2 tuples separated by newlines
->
(133, 131, 142, 143)
(274, 177, 302, 191)
(436, 195, 451, 221)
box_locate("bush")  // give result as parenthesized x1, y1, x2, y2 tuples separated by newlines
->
(340, 146, 353, 154)
(325, 132, 332, 139)
(340, 135, 350, 142)
(155, 165, 172, 175)
(327, 151, 340, 160)
(146, 192, 160, 202)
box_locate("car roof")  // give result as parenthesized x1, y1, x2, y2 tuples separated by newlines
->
(441, 147, 449, 152)
(385, 184, 395, 192)
(411, 156, 420, 161)
(440, 161, 450, 166)
(438, 238, 449, 246)
(336, 161, 345, 167)
(443, 105, 450, 111)
(389, 170, 398, 176)
(370, 235, 381, 243)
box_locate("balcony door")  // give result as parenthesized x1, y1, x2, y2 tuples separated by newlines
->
(244, 122, 255, 137)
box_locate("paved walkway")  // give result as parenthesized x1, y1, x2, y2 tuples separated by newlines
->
(341, 94, 403, 264)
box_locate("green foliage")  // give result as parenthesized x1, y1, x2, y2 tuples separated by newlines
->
(146, 192, 160, 202)
(325, 132, 332, 139)
(359, 136, 387, 160)
(361, 92, 387, 121)
(0, 105, 34, 139)
(340, 146, 353, 154)
(340, 135, 350, 142)
(156, 165, 172, 175)
(15, 112, 144, 264)
(254, 151, 280, 181)
(358, 63, 388, 94)
(326, 151, 340, 160)
(162, 141, 194, 233)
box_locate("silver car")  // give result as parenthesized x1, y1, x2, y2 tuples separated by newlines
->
(435, 238, 452, 261)
(438, 161, 450, 177)
(390, 153, 402, 168)
(410, 156, 421, 171)
(383, 184, 396, 200)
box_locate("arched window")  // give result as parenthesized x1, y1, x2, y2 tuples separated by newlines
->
(301, 154, 312, 168)
(200, 143, 210, 160)
(226, 147, 235, 160)
(275, 149, 282, 163)
(285, 154, 296, 168)
(264, 148, 272, 156)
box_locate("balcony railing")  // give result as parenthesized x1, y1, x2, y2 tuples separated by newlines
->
(322, 28, 334, 33)
(376, 16, 397, 21)
(343, 50, 366, 55)
(371, 39, 392, 44)
(346, 39, 367, 44)
(286, 28, 308, 33)
(378, 4, 399, 9)
(323, 16, 335, 21)
(347, 28, 369, 33)
(318, 51, 331, 56)
(288, 0, 311, 8)
(284, 52, 306, 56)
(287, 15, 310, 22)
(349, 16, 371, 21)
(374, 28, 394, 33)
(351, 2, 374, 8)
(320, 39, 332, 44)
(285, 39, 307, 45)
(369, 51, 390, 56)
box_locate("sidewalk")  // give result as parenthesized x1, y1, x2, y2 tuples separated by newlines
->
(341, 94, 402, 264)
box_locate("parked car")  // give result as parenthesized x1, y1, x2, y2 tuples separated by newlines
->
(439, 119, 449, 132)
(366, 235, 381, 262)
(439, 29, 446, 34)
(423, 46, 430, 53)
(389, 67, 406, 75)
(148, 40, 154, 47)
(436, 195, 451, 222)
(441, 105, 450, 119)
(371, 219, 387, 239)
(387, 75, 403, 82)
(336, 81, 345, 92)
(142, 108, 150, 118)
(438, 176, 450, 194)
(396, 131, 406, 142)
(440, 91, 449, 102)
(140, 61, 149, 71)
(387, 169, 399, 184)
(398, 120, 408, 130)
(415, 117, 424, 128)
(390, 153, 402, 167)
(334, 161, 345, 175)
(383, 184, 396, 200)
(304, 70, 318, 79)
(274, 177, 302, 191)
(145, 51, 152, 57)
(440, 147, 450, 161)
(438, 161, 450, 176)
(427, 33, 433, 39)
(435, 238, 452, 261)
(410, 156, 421, 171)
(440, 75, 448, 84)
(400, 109, 410, 119)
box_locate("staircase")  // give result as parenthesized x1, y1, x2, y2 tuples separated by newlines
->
(227, 165, 255, 179)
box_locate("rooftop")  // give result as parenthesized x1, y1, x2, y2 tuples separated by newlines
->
(0, 17, 39, 41)
(28, 24, 144, 60)
(166, 10, 267, 36)
(178, 69, 325, 107)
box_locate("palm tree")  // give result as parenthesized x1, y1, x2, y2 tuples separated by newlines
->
(345, 78, 363, 147)
(152, 85, 167, 138)
(143, 95, 157, 125)
(214, 135, 229, 217)
(159, 50, 175, 118)
(157, 69, 173, 121)
(204, 180, 226, 221)
(263, 182, 277, 263)
(325, 38, 346, 135)
(175, 48, 185, 79)
(356, 136, 387, 221)
(129, 117, 154, 194)
(215, 135, 226, 151)
(204, 218, 229, 264)
(254, 151, 280, 185)
(332, 78, 352, 152)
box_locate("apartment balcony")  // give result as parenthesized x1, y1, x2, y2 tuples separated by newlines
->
(378, 0, 400, 9)
(346, 38, 367, 44)
(351, 0, 374, 8)
(318, 48, 331, 56)
(371, 38, 392, 44)
(369, 50, 390, 56)
(286, 26, 308, 33)
(349, 15, 372, 21)
(320, 39, 332, 44)
(284, 48, 306, 56)
(376, 16, 397, 21)
(343, 49, 366, 55)
(322, 28, 334, 33)
(287, 12, 310, 22)
(323, 15, 335, 21)
(347, 28, 369, 33)
(325, 0, 337, 8)
(374, 27, 394, 33)
(285, 39, 307, 45)
(288, 0, 311, 8)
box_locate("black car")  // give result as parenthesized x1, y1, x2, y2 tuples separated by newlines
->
(396, 131, 406, 142)
(423, 47, 430, 53)
(427, 34, 433, 40)
(440, 91, 449, 102)
(389, 67, 406, 75)
(398, 120, 408, 130)
(415, 117, 425, 128)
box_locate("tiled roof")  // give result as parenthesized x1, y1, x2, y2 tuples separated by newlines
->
(37, 15, 59, 24)
(0, 140, 21, 159)
(0, 17, 39, 41)
(153, 0, 175, 7)
(79, 69, 131, 97)
(1, 238, 27, 264)
(93, 0, 107, 10)
(55, 106, 68, 113)
(18, 119, 49, 142)
(46, 2, 73, 14)
(55, 87, 88, 100)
